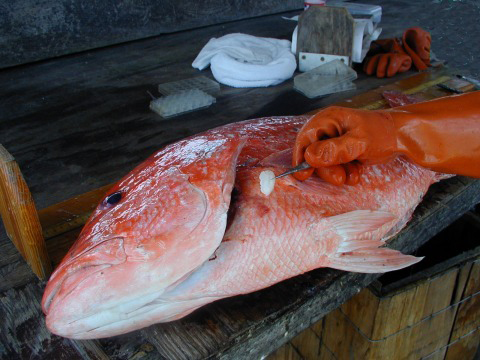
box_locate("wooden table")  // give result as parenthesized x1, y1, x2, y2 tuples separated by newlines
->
(1, 10, 479, 360)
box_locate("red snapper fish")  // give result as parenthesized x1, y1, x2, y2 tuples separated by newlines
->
(42, 115, 444, 339)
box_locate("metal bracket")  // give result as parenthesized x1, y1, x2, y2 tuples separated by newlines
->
(298, 52, 350, 72)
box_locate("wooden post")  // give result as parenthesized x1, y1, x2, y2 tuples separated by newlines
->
(0, 145, 51, 279)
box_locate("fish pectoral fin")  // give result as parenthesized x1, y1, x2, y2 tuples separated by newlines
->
(325, 210, 423, 273)
(327, 248, 423, 273)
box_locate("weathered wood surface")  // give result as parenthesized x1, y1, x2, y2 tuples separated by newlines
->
(297, 6, 354, 63)
(1, 5, 480, 360)
(0, 0, 303, 69)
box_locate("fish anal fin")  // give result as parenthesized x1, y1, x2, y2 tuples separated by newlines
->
(328, 248, 423, 273)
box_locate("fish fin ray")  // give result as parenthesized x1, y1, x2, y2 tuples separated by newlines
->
(324, 209, 422, 273)
(328, 210, 395, 252)
(327, 248, 423, 273)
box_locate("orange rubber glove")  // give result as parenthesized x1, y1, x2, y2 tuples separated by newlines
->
(402, 27, 431, 71)
(363, 39, 412, 78)
(292, 91, 480, 185)
(363, 27, 431, 78)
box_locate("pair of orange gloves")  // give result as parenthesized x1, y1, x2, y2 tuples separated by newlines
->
(363, 27, 432, 78)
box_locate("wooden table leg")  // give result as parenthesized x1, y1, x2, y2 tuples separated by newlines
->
(0, 145, 51, 279)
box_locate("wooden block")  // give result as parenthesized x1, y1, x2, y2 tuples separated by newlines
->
(297, 6, 354, 64)
(0, 145, 51, 279)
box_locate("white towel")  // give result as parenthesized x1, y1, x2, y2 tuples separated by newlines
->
(192, 33, 297, 88)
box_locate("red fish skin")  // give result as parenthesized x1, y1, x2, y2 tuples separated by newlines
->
(42, 115, 444, 339)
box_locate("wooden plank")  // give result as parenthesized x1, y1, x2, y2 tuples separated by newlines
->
(318, 342, 337, 360)
(70, 340, 110, 360)
(310, 318, 324, 339)
(444, 329, 480, 360)
(98, 336, 160, 360)
(297, 6, 354, 63)
(445, 260, 480, 360)
(0, 145, 51, 279)
(0, 0, 302, 69)
(322, 271, 460, 359)
(371, 269, 458, 340)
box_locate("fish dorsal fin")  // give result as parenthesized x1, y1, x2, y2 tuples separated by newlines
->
(325, 210, 423, 273)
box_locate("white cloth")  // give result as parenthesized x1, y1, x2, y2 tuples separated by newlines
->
(352, 19, 382, 63)
(192, 33, 297, 88)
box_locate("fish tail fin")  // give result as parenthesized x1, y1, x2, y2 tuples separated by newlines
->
(325, 210, 423, 273)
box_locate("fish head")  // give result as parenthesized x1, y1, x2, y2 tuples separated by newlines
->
(42, 134, 244, 339)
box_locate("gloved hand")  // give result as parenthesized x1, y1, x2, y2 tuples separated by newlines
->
(293, 91, 480, 185)
(363, 39, 412, 78)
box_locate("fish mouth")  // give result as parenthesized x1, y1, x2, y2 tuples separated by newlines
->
(43, 234, 214, 338)
(51, 267, 223, 340)
(42, 236, 126, 315)
(43, 264, 112, 315)
(45, 266, 212, 339)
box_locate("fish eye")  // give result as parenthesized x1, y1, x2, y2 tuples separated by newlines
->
(102, 191, 123, 209)
(106, 191, 122, 205)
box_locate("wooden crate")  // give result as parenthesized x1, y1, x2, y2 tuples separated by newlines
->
(270, 213, 480, 360)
